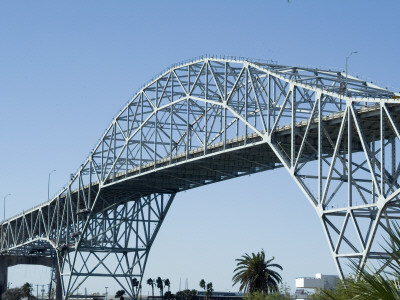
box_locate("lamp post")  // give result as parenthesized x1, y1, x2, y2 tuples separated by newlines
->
(3, 193, 11, 221)
(346, 51, 358, 96)
(105, 287, 108, 300)
(48, 170, 56, 200)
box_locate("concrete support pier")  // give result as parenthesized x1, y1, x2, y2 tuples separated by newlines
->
(0, 255, 61, 300)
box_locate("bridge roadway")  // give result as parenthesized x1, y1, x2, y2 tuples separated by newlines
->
(1, 104, 399, 294)
(1, 57, 399, 299)
(5, 103, 398, 230)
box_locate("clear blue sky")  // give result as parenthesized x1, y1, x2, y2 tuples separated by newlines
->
(1, 0, 399, 296)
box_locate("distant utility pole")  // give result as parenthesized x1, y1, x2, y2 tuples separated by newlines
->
(41, 285, 45, 300)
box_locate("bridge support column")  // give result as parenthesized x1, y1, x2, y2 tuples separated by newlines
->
(54, 256, 62, 300)
(0, 255, 53, 299)
(266, 100, 400, 277)
(60, 193, 176, 300)
(0, 258, 7, 300)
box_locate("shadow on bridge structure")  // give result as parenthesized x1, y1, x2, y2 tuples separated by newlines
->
(1, 56, 400, 299)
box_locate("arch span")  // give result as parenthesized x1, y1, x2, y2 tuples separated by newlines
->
(1, 56, 400, 298)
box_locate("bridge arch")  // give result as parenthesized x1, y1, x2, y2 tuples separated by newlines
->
(1, 56, 400, 299)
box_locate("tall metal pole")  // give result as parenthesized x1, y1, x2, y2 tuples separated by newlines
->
(346, 51, 358, 96)
(105, 287, 108, 300)
(48, 169, 56, 201)
(3, 193, 11, 221)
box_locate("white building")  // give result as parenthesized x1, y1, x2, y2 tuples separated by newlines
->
(295, 273, 339, 299)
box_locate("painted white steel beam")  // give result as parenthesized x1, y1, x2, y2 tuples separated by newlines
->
(1, 56, 400, 298)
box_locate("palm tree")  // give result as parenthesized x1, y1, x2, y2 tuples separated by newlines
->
(314, 222, 400, 300)
(21, 282, 32, 298)
(206, 282, 213, 299)
(199, 279, 205, 290)
(115, 290, 125, 300)
(199, 279, 206, 300)
(131, 278, 139, 296)
(156, 277, 164, 299)
(164, 279, 170, 292)
(232, 249, 283, 294)
(147, 278, 155, 298)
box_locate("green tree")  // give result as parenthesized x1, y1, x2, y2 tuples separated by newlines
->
(147, 278, 155, 298)
(2, 288, 23, 300)
(115, 290, 125, 300)
(311, 222, 400, 300)
(164, 291, 173, 300)
(206, 282, 213, 300)
(199, 279, 206, 300)
(164, 279, 170, 292)
(176, 289, 197, 300)
(232, 249, 283, 294)
(21, 283, 32, 298)
(245, 290, 290, 300)
(311, 281, 355, 300)
(131, 278, 139, 296)
(156, 277, 164, 299)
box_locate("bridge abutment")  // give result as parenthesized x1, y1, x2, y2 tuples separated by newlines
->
(0, 261, 7, 300)
(0, 255, 61, 300)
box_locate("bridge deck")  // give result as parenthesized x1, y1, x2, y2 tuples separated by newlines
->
(4, 103, 399, 239)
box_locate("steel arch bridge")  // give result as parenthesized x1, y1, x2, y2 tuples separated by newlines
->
(1, 56, 400, 299)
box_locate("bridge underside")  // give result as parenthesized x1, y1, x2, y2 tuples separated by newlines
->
(0, 255, 62, 300)
(1, 57, 400, 298)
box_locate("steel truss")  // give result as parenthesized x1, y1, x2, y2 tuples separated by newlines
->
(1, 56, 400, 298)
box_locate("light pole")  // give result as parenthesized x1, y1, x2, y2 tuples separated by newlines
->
(105, 287, 108, 300)
(346, 51, 358, 96)
(48, 169, 56, 200)
(3, 193, 11, 221)
(41, 285, 45, 300)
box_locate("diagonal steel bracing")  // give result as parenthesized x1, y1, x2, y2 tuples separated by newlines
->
(1, 56, 400, 298)
(60, 193, 175, 298)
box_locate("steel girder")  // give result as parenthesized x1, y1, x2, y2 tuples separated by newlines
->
(1, 56, 400, 297)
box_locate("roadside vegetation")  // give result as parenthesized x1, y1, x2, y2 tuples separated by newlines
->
(146, 277, 172, 300)
(232, 249, 288, 299)
(14, 231, 400, 300)
(311, 223, 400, 299)
(2, 283, 34, 300)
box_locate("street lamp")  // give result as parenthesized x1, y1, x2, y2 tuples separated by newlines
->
(346, 51, 358, 96)
(48, 169, 56, 200)
(105, 287, 108, 300)
(3, 193, 11, 221)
